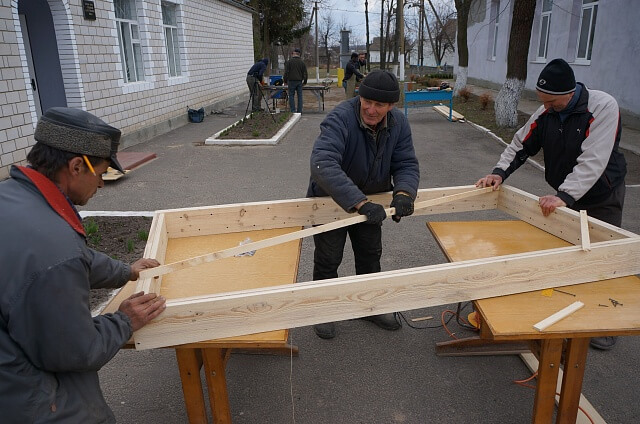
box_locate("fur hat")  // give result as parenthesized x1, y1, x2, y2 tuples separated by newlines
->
(536, 58, 576, 95)
(34, 107, 124, 173)
(358, 69, 400, 103)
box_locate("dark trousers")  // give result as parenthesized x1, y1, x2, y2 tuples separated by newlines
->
(246, 75, 262, 111)
(288, 80, 303, 113)
(312, 222, 382, 281)
(571, 182, 625, 226)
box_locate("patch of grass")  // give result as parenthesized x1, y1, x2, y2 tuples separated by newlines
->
(126, 239, 135, 253)
(137, 230, 148, 242)
(84, 218, 101, 245)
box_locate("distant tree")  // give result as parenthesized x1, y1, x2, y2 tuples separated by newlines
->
(251, 0, 309, 66)
(495, 0, 536, 127)
(425, 2, 456, 68)
(380, 0, 386, 69)
(453, 0, 472, 95)
(320, 12, 337, 73)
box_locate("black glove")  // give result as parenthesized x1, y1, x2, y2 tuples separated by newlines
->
(358, 202, 387, 225)
(390, 193, 414, 223)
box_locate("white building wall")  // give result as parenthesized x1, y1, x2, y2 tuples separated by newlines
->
(456, 0, 640, 121)
(0, 0, 254, 179)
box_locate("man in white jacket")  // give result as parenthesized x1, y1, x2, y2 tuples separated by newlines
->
(476, 58, 627, 350)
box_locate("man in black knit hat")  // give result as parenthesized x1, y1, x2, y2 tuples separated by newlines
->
(307, 70, 420, 339)
(476, 58, 627, 350)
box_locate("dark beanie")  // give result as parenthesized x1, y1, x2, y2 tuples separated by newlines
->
(536, 58, 576, 95)
(358, 70, 400, 103)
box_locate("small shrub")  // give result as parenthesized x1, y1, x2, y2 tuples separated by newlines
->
(479, 93, 492, 110)
(252, 130, 261, 137)
(84, 218, 101, 245)
(137, 230, 148, 242)
(126, 239, 135, 253)
(458, 86, 472, 102)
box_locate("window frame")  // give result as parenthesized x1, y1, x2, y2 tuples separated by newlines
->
(115, 0, 144, 83)
(575, 0, 598, 64)
(161, 1, 182, 78)
(536, 0, 553, 61)
(491, 0, 501, 60)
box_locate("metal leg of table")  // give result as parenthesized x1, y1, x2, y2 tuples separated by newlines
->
(532, 338, 563, 423)
(203, 348, 232, 424)
(176, 348, 208, 424)
(556, 338, 590, 423)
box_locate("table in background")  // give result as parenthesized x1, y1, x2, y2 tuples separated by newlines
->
(404, 84, 453, 120)
(427, 220, 640, 424)
(262, 85, 331, 111)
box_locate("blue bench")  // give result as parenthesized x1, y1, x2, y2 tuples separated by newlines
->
(404, 88, 453, 121)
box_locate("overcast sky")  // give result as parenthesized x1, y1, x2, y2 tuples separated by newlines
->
(311, 0, 454, 45)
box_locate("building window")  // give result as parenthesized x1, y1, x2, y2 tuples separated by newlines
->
(536, 0, 553, 60)
(115, 0, 144, 82)
(576, 0, 598, 62)
(492, 0, 501, 60)
(162, 2, 181, 77)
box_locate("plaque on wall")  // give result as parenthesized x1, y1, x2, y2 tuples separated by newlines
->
(82, 0, 96, 20)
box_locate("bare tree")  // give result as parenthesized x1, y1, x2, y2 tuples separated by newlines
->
(380, 0, 386, 69)
(453, 0, 472, 95)
(495, 0, 536, 127)
(425, 1, 455, 68)
(319, 12, 337, 73)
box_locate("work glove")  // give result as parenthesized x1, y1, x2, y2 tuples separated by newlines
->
(390, 193, 414, 223)
(358, 202, 387, 225)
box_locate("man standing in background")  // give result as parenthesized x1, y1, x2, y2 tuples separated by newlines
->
(284, 48, 308, 113)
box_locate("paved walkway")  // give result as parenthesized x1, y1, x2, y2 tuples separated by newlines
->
(83, 97, 640, 423)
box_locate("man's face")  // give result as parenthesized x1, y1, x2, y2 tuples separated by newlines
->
(537, 91, 574, 112)
(360, 97, 394, 126)
(68, 158, 109, 206)
(359, 54, 365, 62)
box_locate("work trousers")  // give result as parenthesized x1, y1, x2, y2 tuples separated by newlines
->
(246, 75, 263, 111)
(288, 80, 303, 113)
(312, 222, 382, 281)
(345, 74, 357, 99)
(571, 181, 626, 227)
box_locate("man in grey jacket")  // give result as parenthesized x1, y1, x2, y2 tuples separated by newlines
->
(0, 107, 166, 423)
(284, 48, 308, 113)
(476, 58, 627, 350)
(308, 70, 420, 339)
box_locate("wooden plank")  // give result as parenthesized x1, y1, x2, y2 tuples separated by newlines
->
(557, 338, 590, 424)
(158, 186, 498, 239)
(580, 210, 591, 251)
(140, 188, 492, 280)
(136, 212, 167, 294)
(520, 352, 607, 424)
(532, 339, 563, 423)
(175, 348, 207, 424)
(133, 237, 640, 349)
(533, 302, 585, 331)
(433, 104, 464, 121)
(202, 348, 232, 424)
(498, 185, 634, 243)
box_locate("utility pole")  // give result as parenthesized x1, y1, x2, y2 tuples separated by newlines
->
(419, 0, 424, 69)
(398, 0, 404, 81)
(315, 1, 319, 82)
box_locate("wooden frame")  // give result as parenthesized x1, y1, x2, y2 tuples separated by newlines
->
(131, 185, 640, 350)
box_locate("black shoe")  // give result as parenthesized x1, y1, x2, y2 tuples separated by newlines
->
(590, 336, 617, 350)
(314, 322, 336, 339)
(361, 313, 402, 331)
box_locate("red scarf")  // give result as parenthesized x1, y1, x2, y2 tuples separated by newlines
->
(17, 166, 86, 236)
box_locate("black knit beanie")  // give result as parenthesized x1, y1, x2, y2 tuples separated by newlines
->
(536, 58, 576, 95)
(358, 70, 400, 103)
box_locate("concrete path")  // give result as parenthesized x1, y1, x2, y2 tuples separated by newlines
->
(85, 100, 640, 424)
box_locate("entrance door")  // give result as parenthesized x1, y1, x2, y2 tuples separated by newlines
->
(18, 0, 67, 116)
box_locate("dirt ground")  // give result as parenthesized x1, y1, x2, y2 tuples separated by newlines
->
(83, 216, 152, 312)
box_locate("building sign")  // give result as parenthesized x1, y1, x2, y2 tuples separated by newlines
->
(82, 1, 96, 20)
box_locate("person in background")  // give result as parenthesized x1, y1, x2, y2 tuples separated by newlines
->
(307, 70, 420, 339)
(344, 52, 365, 99)
(476, 58, 627, 351)
(247, 58, 269, 111)
(284, 48, 308, 113)
(0, 107, 166, 422)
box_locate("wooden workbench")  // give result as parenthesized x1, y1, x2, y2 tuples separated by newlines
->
(103, 227, 302, 423)
(427, 220, 640, 424)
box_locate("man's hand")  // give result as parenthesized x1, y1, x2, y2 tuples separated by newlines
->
(118, 292, 166, 332)
(357, 202, 387, 225)
(129, 258, 161, 281)
(475, 174, 503, 190)
(538, 195, 566, 217)
(390, 193, 414, 223)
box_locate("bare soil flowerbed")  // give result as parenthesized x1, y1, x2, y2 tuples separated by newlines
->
(217, 110, 292, 139)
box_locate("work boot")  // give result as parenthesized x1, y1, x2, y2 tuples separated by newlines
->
(314, 322, 336, 339)
(590, 336, 617, 350)
(361, 313, 402, 331)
